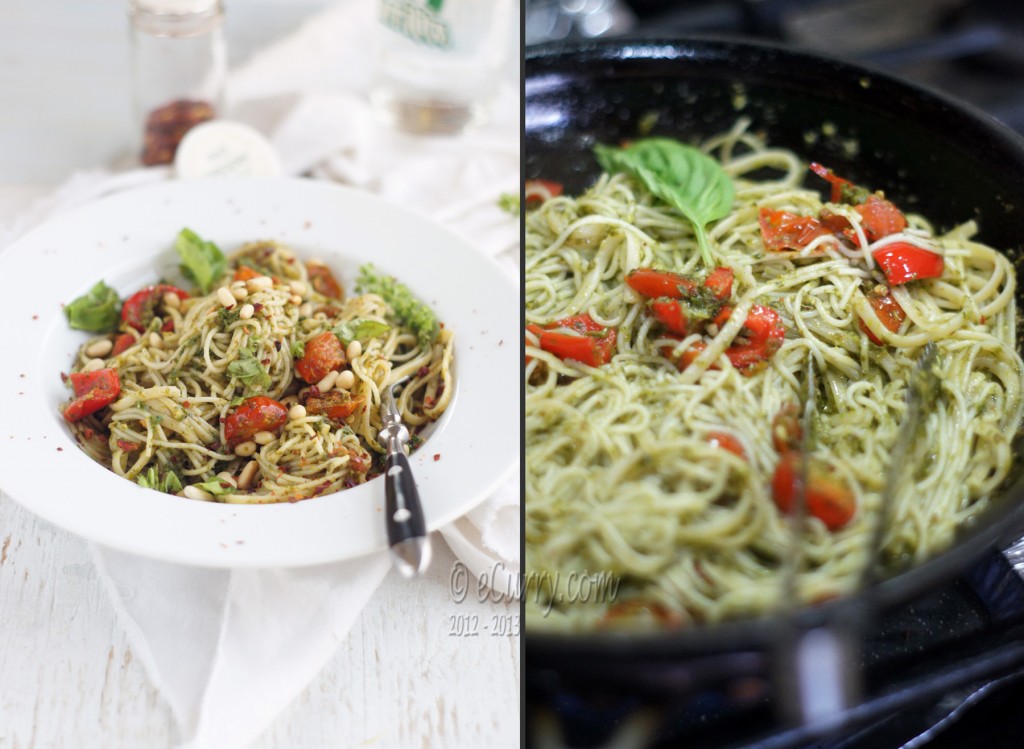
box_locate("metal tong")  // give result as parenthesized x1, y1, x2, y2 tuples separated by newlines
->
(380, 376, 431, 578)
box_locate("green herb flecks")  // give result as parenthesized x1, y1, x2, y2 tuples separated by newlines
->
(136, 466, 183, 494)
(175, 228, 227, 295)
(227, 348, 271, 391)
(356, 264, 439, 349)
(289, 339, 305, 359)
(595, 138, 734, 267)
(65, 281, 121, 332)
(192, 478, 234, 496)
(333, 319, 390, 346)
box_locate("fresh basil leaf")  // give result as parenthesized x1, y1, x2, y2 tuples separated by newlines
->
(333, 319, 390, 346)
(290, 339, 306, 359)
(355, 265, 439, 349)
(65, 281, 121, 332)
(175, 228, 226, 295)
(227, 348, 271, 390)
(595, 138, 734, 266)
(192, 479, 234, 496)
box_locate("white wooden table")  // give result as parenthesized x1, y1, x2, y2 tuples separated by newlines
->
(0, 2, 520, 746)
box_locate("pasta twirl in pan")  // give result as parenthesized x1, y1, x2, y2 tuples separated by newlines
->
(61, 230, 454, 504)
(524, 121, 1024, 631)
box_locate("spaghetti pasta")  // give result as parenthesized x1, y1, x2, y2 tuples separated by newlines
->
(525, 122, 1024, 631)
(62, 236, 455, 503)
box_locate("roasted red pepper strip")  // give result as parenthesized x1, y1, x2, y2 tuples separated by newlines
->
(294, 331, 346, 383)
(772, 451, 856, 531)
(531, 314, 616, 367)
(121, 284, 190, 332)
(223, 396, 287, 446)
(305, 390, 365, 421)
(63, 368, 121, 423)
(855, 196, 907, 243)
(306, 262, 344, 300)
(650, 298, 692, 336)
(706, 430, 746, 459)
(872, 242, 944, 285)
(810, 162, 871, 204)
(723, 305, 786, 372)
(758, 208, 831, 251)
(661, 338, 707, 371)
(859, 286, 907, 344)
(703, 266, 734, 301)
(111, 333, 136, 356)
(524, 179, 564, 208)
(626, 268, 699, 299)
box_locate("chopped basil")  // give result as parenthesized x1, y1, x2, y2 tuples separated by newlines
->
(333, 319, 390, 345)
(356, 265, 439, 349)
(227, 348, 271, 390)
(136, 466, 183, 494)
(65, 281, 121, 332)
(175, 228, 226, 295)
(218, 306, 241, 329)
(192, 478, 234, 496)
(290, 339, 306, 358)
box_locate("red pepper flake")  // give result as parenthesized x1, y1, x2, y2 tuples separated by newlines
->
(19, 373, 25, 378)
(141, 99, 215, 166)
(433, 453, 441, 461)
(57, 447, 63, 452)
(253, 303, 264, 313)
(417, 366, 430, 377)
(182, 401, 191, 408)
(32, 315, 39, 320)
(498, 340, 504, 346)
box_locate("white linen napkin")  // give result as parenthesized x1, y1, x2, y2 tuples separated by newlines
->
(1, 2, 520, 746)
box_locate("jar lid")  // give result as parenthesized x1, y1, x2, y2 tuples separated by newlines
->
(130, 0, 220, 16)
(174, 121, 283, 179)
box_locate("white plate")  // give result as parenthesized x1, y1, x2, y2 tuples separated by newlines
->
(0, 178, 519, 568)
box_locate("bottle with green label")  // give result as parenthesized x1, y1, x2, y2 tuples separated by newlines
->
(370, 0, 515, 135)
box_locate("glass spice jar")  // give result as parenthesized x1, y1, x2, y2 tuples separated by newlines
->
(128, 0, 226, 166)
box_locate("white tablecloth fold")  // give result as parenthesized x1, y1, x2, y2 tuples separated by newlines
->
(3, 2, 520, 746)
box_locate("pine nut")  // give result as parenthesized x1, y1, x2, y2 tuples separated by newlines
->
(85, 339, 113, 358)
(316, 370, 339, 392)
(246, 276, 273, 292)
(298, 303, 313, 318)
(289, 280, 307, 297)
(183, 485, 214, 501)
(346, 340, 362, 360)
(234, 440, 257, 457)
(163, 292, 181, 309)
(336, 370, 355, 390)
(288, 404, 306, 420)
(216, 471, 237, 489)
(253, 430, 276, 445)
(232, 286, 248, 301)
(148, 332, 164, 349)
(217, 286, 236, 308)
(239, 303, 255, 320)
(289, 294, 303, 305)
(238, 460, 259, 490)
(82, 358, 105, 372)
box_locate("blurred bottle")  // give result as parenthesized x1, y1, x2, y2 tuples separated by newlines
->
(370, 0, 515, 136)
(128, 0, 226, 166)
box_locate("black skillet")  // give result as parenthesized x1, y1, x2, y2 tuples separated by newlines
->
(525, 35, 1024, 724)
